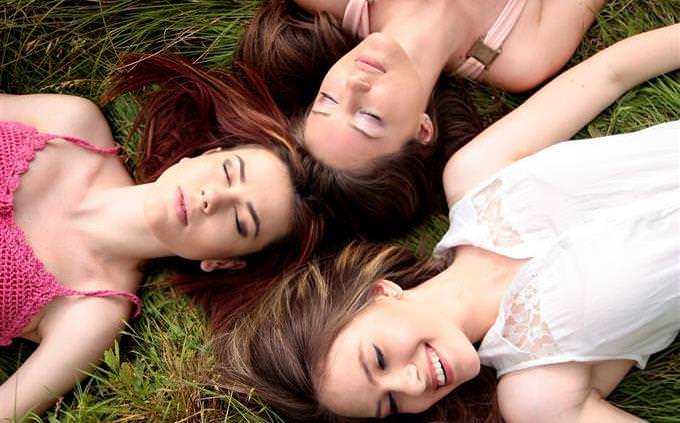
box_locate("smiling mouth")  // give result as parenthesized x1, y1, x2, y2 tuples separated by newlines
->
(426, 344, 448, 390)
(355, 55, 385, 73)
(175, 187, 188, 226)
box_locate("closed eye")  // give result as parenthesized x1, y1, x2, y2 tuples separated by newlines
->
(222, 160, 231, 185)
(374, 344, 399, 416)
(373, 344, 385, 369)
(359, 110, 382, 123)
(234, 206, 247, 237)
(388, 393, 398, 415)
(319, 91, 338, 104)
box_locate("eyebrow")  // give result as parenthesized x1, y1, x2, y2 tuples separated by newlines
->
(310, 110, 379, 140)
(359, 345, 382, 419)
(235, 154, 246, 182)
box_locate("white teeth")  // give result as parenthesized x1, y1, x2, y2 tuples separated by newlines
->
(428, 350, 446, 387)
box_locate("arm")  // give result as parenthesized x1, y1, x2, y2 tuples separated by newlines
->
(0, 93, 117, 149)
(444, 23, 680, 206)
(498, 363, 644, 423)
(0, 298, 129, 420)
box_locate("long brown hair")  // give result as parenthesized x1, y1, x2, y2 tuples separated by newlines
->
(217, 242, 500, 423)
(104, 53, 324, 328)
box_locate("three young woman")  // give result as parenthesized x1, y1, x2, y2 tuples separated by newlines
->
(220, 24, 680, 422)
(0, 56, 320, 419)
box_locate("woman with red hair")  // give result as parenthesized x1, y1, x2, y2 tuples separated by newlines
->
(0, 56, 320, 420)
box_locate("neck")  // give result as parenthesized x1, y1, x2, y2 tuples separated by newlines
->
(364, 0, 508, 82)
(74, 183, 172, 263)
(376, 0, 458, 93)
(407, 246, 525, 343)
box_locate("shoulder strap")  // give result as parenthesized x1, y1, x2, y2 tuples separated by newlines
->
(342, 0, 372, 39)
(455, 0, 528, 79)
(41, 132, 119, 155)
(58, 287, 142, 317)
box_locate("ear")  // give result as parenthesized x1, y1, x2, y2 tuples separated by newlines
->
(201, 146, 223, 156)
(415, 113, 434, 145)
(200, 258, 247, 272)
(370, 279, 404, 300)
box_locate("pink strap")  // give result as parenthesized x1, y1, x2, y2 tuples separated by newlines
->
(455, 0, 527, 79)
(342, 0, 372, 39)
(42, 132, 119, 155)
(59, 287, 142, 317)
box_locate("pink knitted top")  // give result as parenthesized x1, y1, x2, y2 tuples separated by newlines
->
(0, 121, 141, 346)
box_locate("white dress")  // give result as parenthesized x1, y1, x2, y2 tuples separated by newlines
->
(434, 120, 680, 376)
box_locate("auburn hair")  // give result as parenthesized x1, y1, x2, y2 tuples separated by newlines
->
(104, 53, 324, 328)
(217, 242, 501, 423)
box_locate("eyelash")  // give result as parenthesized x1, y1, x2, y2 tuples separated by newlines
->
(234, 207, 247, 237)
(320, 92, 337, 103)
(223, 162, 231, 185)
(360, 110, 382, 123)
(373, 345, 399, 415)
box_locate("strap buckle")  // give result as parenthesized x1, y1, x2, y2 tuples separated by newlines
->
(467, 38, 501, 68)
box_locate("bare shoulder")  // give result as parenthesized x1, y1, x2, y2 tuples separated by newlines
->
(484, 0, 606, 92)
(0, 93, 116, 149)
(497, 362, 593, 423)
(38, 289, 135, 345)
(442, 139, 513, 207)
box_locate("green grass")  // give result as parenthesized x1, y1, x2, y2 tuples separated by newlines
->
(1, 1, 679, 422)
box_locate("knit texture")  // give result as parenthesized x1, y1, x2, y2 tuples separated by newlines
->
(0, 121, 141, 346)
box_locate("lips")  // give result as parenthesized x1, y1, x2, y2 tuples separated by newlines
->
(355, 55, 385, 73)
(175, 186, 188, 226)
(426, 344, 453, 391)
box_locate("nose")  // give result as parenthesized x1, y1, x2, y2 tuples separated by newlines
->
(382, 363, 427, 397)
(199, 185, 242, 214)
(347, 73, 371, 93)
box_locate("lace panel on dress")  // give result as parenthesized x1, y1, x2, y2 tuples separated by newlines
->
(501, 274, 559, 358)
(472, 178, 523, 248)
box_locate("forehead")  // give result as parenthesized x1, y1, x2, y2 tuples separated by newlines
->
(318, 320, 376, 418)
(303, 113, 379, 170)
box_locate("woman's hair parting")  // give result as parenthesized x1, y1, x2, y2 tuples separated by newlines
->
(235, 0, 355, 117)
(302, 78, 483, 242)
(104, 53, 324, 328)
(217, 242, 500, 423)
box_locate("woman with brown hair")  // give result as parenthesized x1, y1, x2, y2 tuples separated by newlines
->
(0, 55, 321, 420)
(219, 25, 679, 422)
(237, 0, 484, 240)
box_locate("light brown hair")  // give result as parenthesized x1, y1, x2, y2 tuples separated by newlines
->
(217, 242, 500, 423)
